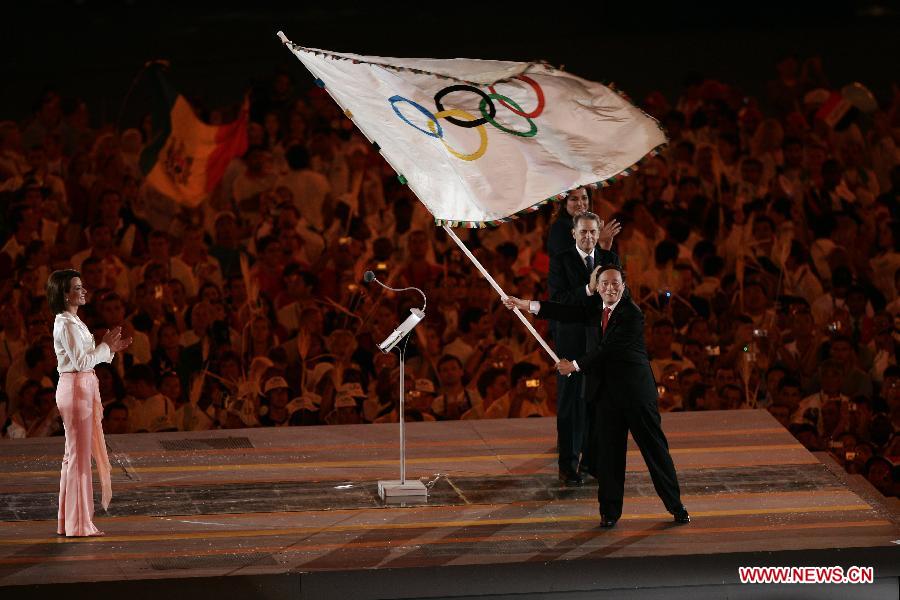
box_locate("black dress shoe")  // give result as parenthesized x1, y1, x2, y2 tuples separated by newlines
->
(673, 506, 691, 524)
(558, 470, 584, 486)
(599, 515, 618, 528)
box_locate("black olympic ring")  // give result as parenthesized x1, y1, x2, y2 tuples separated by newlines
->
(433, 85, 496, 128)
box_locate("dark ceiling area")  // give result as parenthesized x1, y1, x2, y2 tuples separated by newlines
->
(3, 2, 898, 125)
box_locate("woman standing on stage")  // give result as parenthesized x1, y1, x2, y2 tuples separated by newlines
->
(47, 270, 131, 536)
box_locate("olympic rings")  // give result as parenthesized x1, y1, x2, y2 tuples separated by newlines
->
(478, 94, 537, 138)
(428, 109, 488, 161)
(433, 85, 495, 128)
(488, 75, 545, 118)
(388, 75, 545, 160)
(389, 95, 442, 138)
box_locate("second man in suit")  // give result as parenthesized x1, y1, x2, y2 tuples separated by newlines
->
(549, 211, 620, 485)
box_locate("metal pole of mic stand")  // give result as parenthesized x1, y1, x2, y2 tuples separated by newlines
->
(399, 342, 405, 484)
(377, 334, 427, 501)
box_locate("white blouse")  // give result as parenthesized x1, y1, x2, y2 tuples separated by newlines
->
(53, 312, 114, 373)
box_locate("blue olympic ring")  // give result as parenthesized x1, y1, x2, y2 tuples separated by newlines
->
(388, 95, 443, 139)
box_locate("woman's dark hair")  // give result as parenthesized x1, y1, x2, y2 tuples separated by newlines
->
(46, 269, 80, 314)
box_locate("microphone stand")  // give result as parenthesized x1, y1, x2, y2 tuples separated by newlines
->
(365, 271, 428, 502)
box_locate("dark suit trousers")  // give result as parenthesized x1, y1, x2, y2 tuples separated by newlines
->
(556, 371, 588, 474)
(596, 401, 682, 519)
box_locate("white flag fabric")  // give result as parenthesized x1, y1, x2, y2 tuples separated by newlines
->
(280, 35, 666, 227)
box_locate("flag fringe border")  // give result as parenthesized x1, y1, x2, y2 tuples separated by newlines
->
(432, 142, 667, 228)
(281, 39, 549, 86)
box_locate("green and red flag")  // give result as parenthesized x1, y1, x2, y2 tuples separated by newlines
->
(139, 63, 249, 207)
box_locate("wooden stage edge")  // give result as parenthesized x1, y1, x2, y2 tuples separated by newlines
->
(1, 410, 899, 600)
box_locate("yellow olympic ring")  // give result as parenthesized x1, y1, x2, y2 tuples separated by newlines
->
(427, 108, 488, 162)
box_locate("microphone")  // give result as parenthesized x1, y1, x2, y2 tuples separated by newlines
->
(362, 269, 426, 312)
(378, 309, 425, 353)
(363, 267, 427, 353)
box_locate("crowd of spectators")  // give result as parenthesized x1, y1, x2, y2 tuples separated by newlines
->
(0, 55, 898, 498)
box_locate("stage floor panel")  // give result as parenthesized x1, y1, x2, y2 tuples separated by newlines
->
(1, 410, 898, 598)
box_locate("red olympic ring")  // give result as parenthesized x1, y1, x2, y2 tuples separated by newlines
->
(488, 75, 545, 119)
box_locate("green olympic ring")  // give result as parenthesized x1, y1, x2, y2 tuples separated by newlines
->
(478, 93, 538, 138)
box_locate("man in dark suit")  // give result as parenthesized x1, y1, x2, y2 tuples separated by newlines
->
(504, 265, 690, 527)
(549, 211, 621, 485)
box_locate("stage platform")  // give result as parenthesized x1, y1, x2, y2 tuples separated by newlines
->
(1, 410, 898, 599)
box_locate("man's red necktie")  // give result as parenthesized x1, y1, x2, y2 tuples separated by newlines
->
(602, 307, 611, 334)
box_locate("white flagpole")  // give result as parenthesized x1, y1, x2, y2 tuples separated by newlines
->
(441, 224, 560, 364)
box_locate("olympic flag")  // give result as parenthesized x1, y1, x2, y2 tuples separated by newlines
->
(278, 35, 666, 227)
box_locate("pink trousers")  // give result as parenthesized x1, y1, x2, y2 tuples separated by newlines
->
(56, 371, 112, 536)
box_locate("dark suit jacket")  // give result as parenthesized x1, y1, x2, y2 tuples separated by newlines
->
(538, 298, 659, 409)
(548, 246, 620, 359)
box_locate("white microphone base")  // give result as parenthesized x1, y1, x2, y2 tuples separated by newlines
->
(378, 479, 428, 499)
